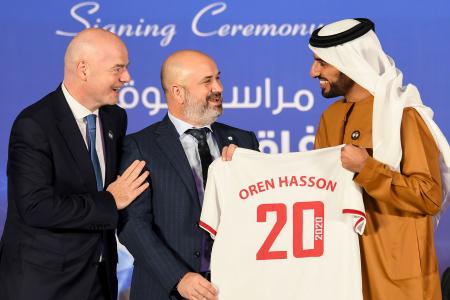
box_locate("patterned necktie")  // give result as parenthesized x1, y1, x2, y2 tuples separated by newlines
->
(185, 128, 213, 187)
(185, 127, 214, 272)
(85, 114, 103, 191)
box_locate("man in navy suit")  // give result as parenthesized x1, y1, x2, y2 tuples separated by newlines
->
(118, 50, 259, 300)
(0, 29, 149, 300)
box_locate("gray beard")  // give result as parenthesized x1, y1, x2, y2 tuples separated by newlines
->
(184, 92, 223, 126)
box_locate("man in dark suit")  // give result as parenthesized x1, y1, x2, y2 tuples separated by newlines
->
(0, 28, 149, 300)
(118, 50, 259, 300)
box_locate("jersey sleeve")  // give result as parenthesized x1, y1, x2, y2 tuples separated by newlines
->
(199, 162, 221, 239)
(341, 170, 366, 235)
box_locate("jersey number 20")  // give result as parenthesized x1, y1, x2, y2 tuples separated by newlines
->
(256, 201, 324, 260)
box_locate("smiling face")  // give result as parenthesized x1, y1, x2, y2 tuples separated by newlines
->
(63, 29, 131, 111)
(310, 54, 354, 98)
(84, 42, 131, 108)
(163, 50, 224, 126)
(181, 56, 223, 126)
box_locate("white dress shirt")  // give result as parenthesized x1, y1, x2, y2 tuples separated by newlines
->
(168, 112, 220, 200)
(62, 83, 106, 187)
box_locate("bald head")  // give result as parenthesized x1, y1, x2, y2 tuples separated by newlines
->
(160, 50, 216, 95)
(64, 28, 127, 76)
(160, 50, 223, 126)
(63, 28, 130, 111)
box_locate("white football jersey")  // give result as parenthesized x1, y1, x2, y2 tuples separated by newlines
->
(200, 146, 365, 300)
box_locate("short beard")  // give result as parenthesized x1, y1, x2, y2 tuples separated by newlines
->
(184, 90, 223, 126)
(321, 72, 354, 98)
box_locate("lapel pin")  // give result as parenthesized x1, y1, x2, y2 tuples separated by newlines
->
(227, 136, 233, 141)
(108, 130, 114, 140)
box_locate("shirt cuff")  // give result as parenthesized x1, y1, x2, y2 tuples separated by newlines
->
(354, 156, 385, 187)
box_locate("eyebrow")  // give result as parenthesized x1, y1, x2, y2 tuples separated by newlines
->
(199, 71, 221, 83)
(112, 63, 130, 68)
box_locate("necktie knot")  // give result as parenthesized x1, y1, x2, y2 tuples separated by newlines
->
(185, 127, 209, 143)
(85, 114, 97, 132)
(185, 127, 212, 188)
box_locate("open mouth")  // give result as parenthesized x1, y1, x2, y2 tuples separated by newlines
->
(207, 93, 223, 104)
(209, 97, 221, 103)
(319, 79, 329, 89)
(112, 86, 122, 93)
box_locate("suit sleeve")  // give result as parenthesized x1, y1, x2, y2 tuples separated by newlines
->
(249, 131, 260, 151)
(117, 136, 190, 294)
(7, 117, 118, 230)
(354, 108, 442, 215)
(234, 130, 259, 151)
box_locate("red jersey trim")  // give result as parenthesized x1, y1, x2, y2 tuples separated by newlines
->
(354, 216, 365, 230)
(199, 220, 217, 237)
(342, 209, 366, 234)
(342, 209, 366, 218)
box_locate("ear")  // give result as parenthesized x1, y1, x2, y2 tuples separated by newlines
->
(76, 60, 88, 81)
(170, 85, 185, 104)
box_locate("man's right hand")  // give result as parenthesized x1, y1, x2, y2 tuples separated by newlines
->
(106, 160, 149, 210)
(177, 272, 218, 300)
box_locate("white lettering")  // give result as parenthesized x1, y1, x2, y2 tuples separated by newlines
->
(56, 2, 177, 47)
(192, 2, 227, 37)
(192, 2, 323, 39)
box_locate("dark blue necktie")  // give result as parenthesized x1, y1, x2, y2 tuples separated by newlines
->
(85, 114, 103, 191)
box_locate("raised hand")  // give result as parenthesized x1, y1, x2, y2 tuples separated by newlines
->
(107, 160, 150, 210)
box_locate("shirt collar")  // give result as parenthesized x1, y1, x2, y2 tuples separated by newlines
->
(168, 112, 213, 137)
(62, 82, 99, 120)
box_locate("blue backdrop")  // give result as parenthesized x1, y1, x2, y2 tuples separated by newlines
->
(1, 1, 449, 298)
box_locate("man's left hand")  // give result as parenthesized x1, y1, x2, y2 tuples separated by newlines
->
(341, 144, 369, 173)
(221, 144, 238, 161)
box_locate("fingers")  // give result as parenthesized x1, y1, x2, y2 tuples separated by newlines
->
(130, 170, 150, 190)
(120, 160, 141, 180)
(221, 144, 237, 161)
(127, 160, 146, 181)
(192, 293, 206, 300)
(177, 273, 217, 300)
(221, 146, 229, 160)
(342, 144, 355, 151)
(193, 282, 217, 300)
(198, 279, 217, 298)
(340, 144, 369, 173)
(107, 160, 150, 210)
(128, 168, 150, 201)
(131, 181, 150, 200)
(341, 145, 351, 163)
(193, 285, 215, 300)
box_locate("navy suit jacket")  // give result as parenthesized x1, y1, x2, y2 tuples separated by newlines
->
(118, 115, 259, 300)
(0, 86, 126, 300)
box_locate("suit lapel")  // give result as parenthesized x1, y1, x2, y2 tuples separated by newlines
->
(211, 123, 235, 150)
(52, 85, 97, 192)
(99, 109, 114, 186)
(155, 116, 200, 206)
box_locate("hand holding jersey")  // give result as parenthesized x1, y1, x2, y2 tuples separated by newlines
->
(177, 273, 217, 300)
(310, 18, 448, 299)
(340, 145, 369, 173)
(201, 147, 366, 299)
